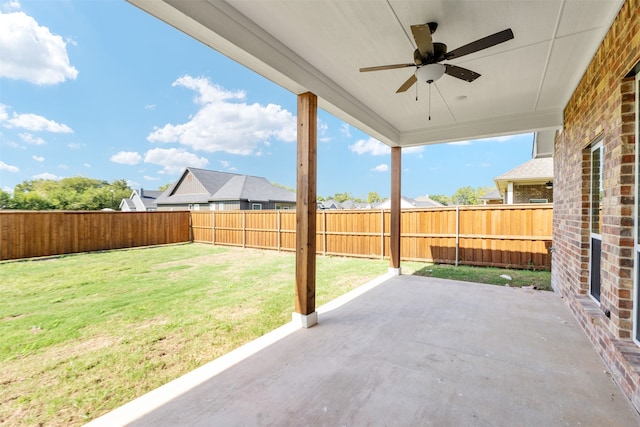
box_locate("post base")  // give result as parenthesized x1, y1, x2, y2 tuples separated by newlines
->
(292, 311, 318, 328)
(388, 267, 402, 276)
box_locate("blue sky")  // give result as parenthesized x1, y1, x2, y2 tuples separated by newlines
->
(0, 0, 534, 200)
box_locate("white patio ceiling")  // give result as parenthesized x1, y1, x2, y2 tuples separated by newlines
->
(127, 0, 624, 148)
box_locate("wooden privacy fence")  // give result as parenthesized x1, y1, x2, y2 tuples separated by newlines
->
(0, 211, 191, 261)
(191, 204, 553, 269)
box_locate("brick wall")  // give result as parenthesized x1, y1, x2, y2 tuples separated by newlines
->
(513, 184, 553, 204)
(552, 0, 640, 412)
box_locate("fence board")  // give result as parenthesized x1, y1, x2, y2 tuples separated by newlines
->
(0, 211, 190, 260)
(191, 205, 552, 269)
(2, 205, 553, 269)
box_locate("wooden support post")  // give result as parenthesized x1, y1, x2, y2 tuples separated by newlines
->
(390, 146, 401, 274)
(294, 92, 318, 327)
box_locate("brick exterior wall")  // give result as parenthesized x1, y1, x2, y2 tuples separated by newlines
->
(552, 0, 640, 412)
(513, 184, 553, 204)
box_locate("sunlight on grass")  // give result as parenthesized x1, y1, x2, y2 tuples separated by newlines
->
(0, 244, 549, 425)
(0, 244, 394, 425)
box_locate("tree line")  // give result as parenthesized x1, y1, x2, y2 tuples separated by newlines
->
(0, 176, 495, 211)
(0, 177, 132, 210)
(319, 186, 494, 206)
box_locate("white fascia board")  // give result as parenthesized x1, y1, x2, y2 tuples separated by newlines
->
(127, 0, 400, 146)
(398, 109, 564, 147)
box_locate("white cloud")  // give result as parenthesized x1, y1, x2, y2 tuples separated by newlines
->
(318, 120, 330, 143)
(143, 175, 160, 181)
(0, 8, 78, 84)
(144, 104, 156, 110)
(349, 137, 390, 156)
(1, 104, 73, 133)
(1, 1, 21, 13)
(349, 137, 424, 156)
(2, 185, 14, 194)
(372, 164, 388, 172)
(83, 163, 90, 168)
(144, 147, 209, 174)
(19, 132, 45, 145)
(32, 154, 44, 162)
(147, 75, 296, 155)
(220, 160, 237, 171)
(57, 164, 68, 169)
(340, 123, 351, 138)
(110, 151, 142, 165)
(447, 140, 471, 146)
(6, 140, 23, 149)
(33, 172, 60, 180)
(0, 160, 19, 172)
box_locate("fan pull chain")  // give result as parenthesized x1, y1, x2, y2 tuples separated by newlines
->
(428, 83, 432, 121)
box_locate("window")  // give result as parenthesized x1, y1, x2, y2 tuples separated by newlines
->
(252, 203, 262, 210)
(590, 138, 603, 302)
(529, 198, 548, 203)
(591, 142, 603, 236)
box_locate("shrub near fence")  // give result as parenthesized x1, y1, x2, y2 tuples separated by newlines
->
(191, 204, 553, 269)
(0, 211, 191, 261)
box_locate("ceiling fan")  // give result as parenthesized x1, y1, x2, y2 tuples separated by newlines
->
(360, 22, 514, 93)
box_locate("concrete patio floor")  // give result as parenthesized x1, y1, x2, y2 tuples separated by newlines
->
(87, 274, 640, 426)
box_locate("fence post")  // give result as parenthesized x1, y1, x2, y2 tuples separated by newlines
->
(380, 208, 385, 260)
(242, 211, 246, 248)
(455, 205, 460, 267)
(323, 210, 327, 256)
(211, 211, 216, 245)
(277, 210, 281, 253)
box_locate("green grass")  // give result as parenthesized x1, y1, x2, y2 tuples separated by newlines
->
(413, 263, 552, 290)
(0, 244, 550, 425)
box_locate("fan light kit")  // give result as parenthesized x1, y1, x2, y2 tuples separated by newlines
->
(360, 22, 514, 120)
(416, 64, 445, 84)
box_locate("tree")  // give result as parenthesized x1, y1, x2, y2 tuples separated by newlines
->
(451, 186, 480, 205)
(332, 192, 352, 203)
(0, 189, 14, 209)
(367, 191, 382, 204)
(430, 194, 450, 206)
(158, 183, 172, 191)
(9, 177, 132, 210)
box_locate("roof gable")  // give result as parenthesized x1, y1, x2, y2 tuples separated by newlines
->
(156, 167, 296, 205)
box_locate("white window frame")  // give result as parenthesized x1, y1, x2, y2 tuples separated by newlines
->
(252, 203, 262, 210)
(589, 138, 603, 304)
(634, 72, 640, 345)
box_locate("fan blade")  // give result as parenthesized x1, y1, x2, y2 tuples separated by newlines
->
(396, 74, 417, 93)
(360, 64, 415, 72)
(410, 24, 434, 57)
(445, 64, 481, 82)
(445, 28, 514, 60)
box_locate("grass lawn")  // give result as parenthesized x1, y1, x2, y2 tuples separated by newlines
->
(0, 243, 550, 425)
(413, 263, 552, 291)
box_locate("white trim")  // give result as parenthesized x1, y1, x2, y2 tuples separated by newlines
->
(634, 73, 640, 346)
(589, 139, 603, 304)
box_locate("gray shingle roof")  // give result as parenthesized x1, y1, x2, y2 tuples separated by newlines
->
(494, 157, 553, 181)
(156, 168, 296, 205)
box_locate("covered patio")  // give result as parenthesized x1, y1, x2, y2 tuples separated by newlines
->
(87, 274, 640, 425)
(117, 0, 640, 418)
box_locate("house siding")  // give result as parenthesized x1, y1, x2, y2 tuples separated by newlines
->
(553, 0, 640, 411)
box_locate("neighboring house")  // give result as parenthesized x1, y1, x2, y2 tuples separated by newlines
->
(479, 189, 503, 205)
(493, 131, 554, 204)
(376, 196, 443, 209)
(154, 167, 296, 211)
(412, 195, 446, 207)
(119, 188, 162, 212)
